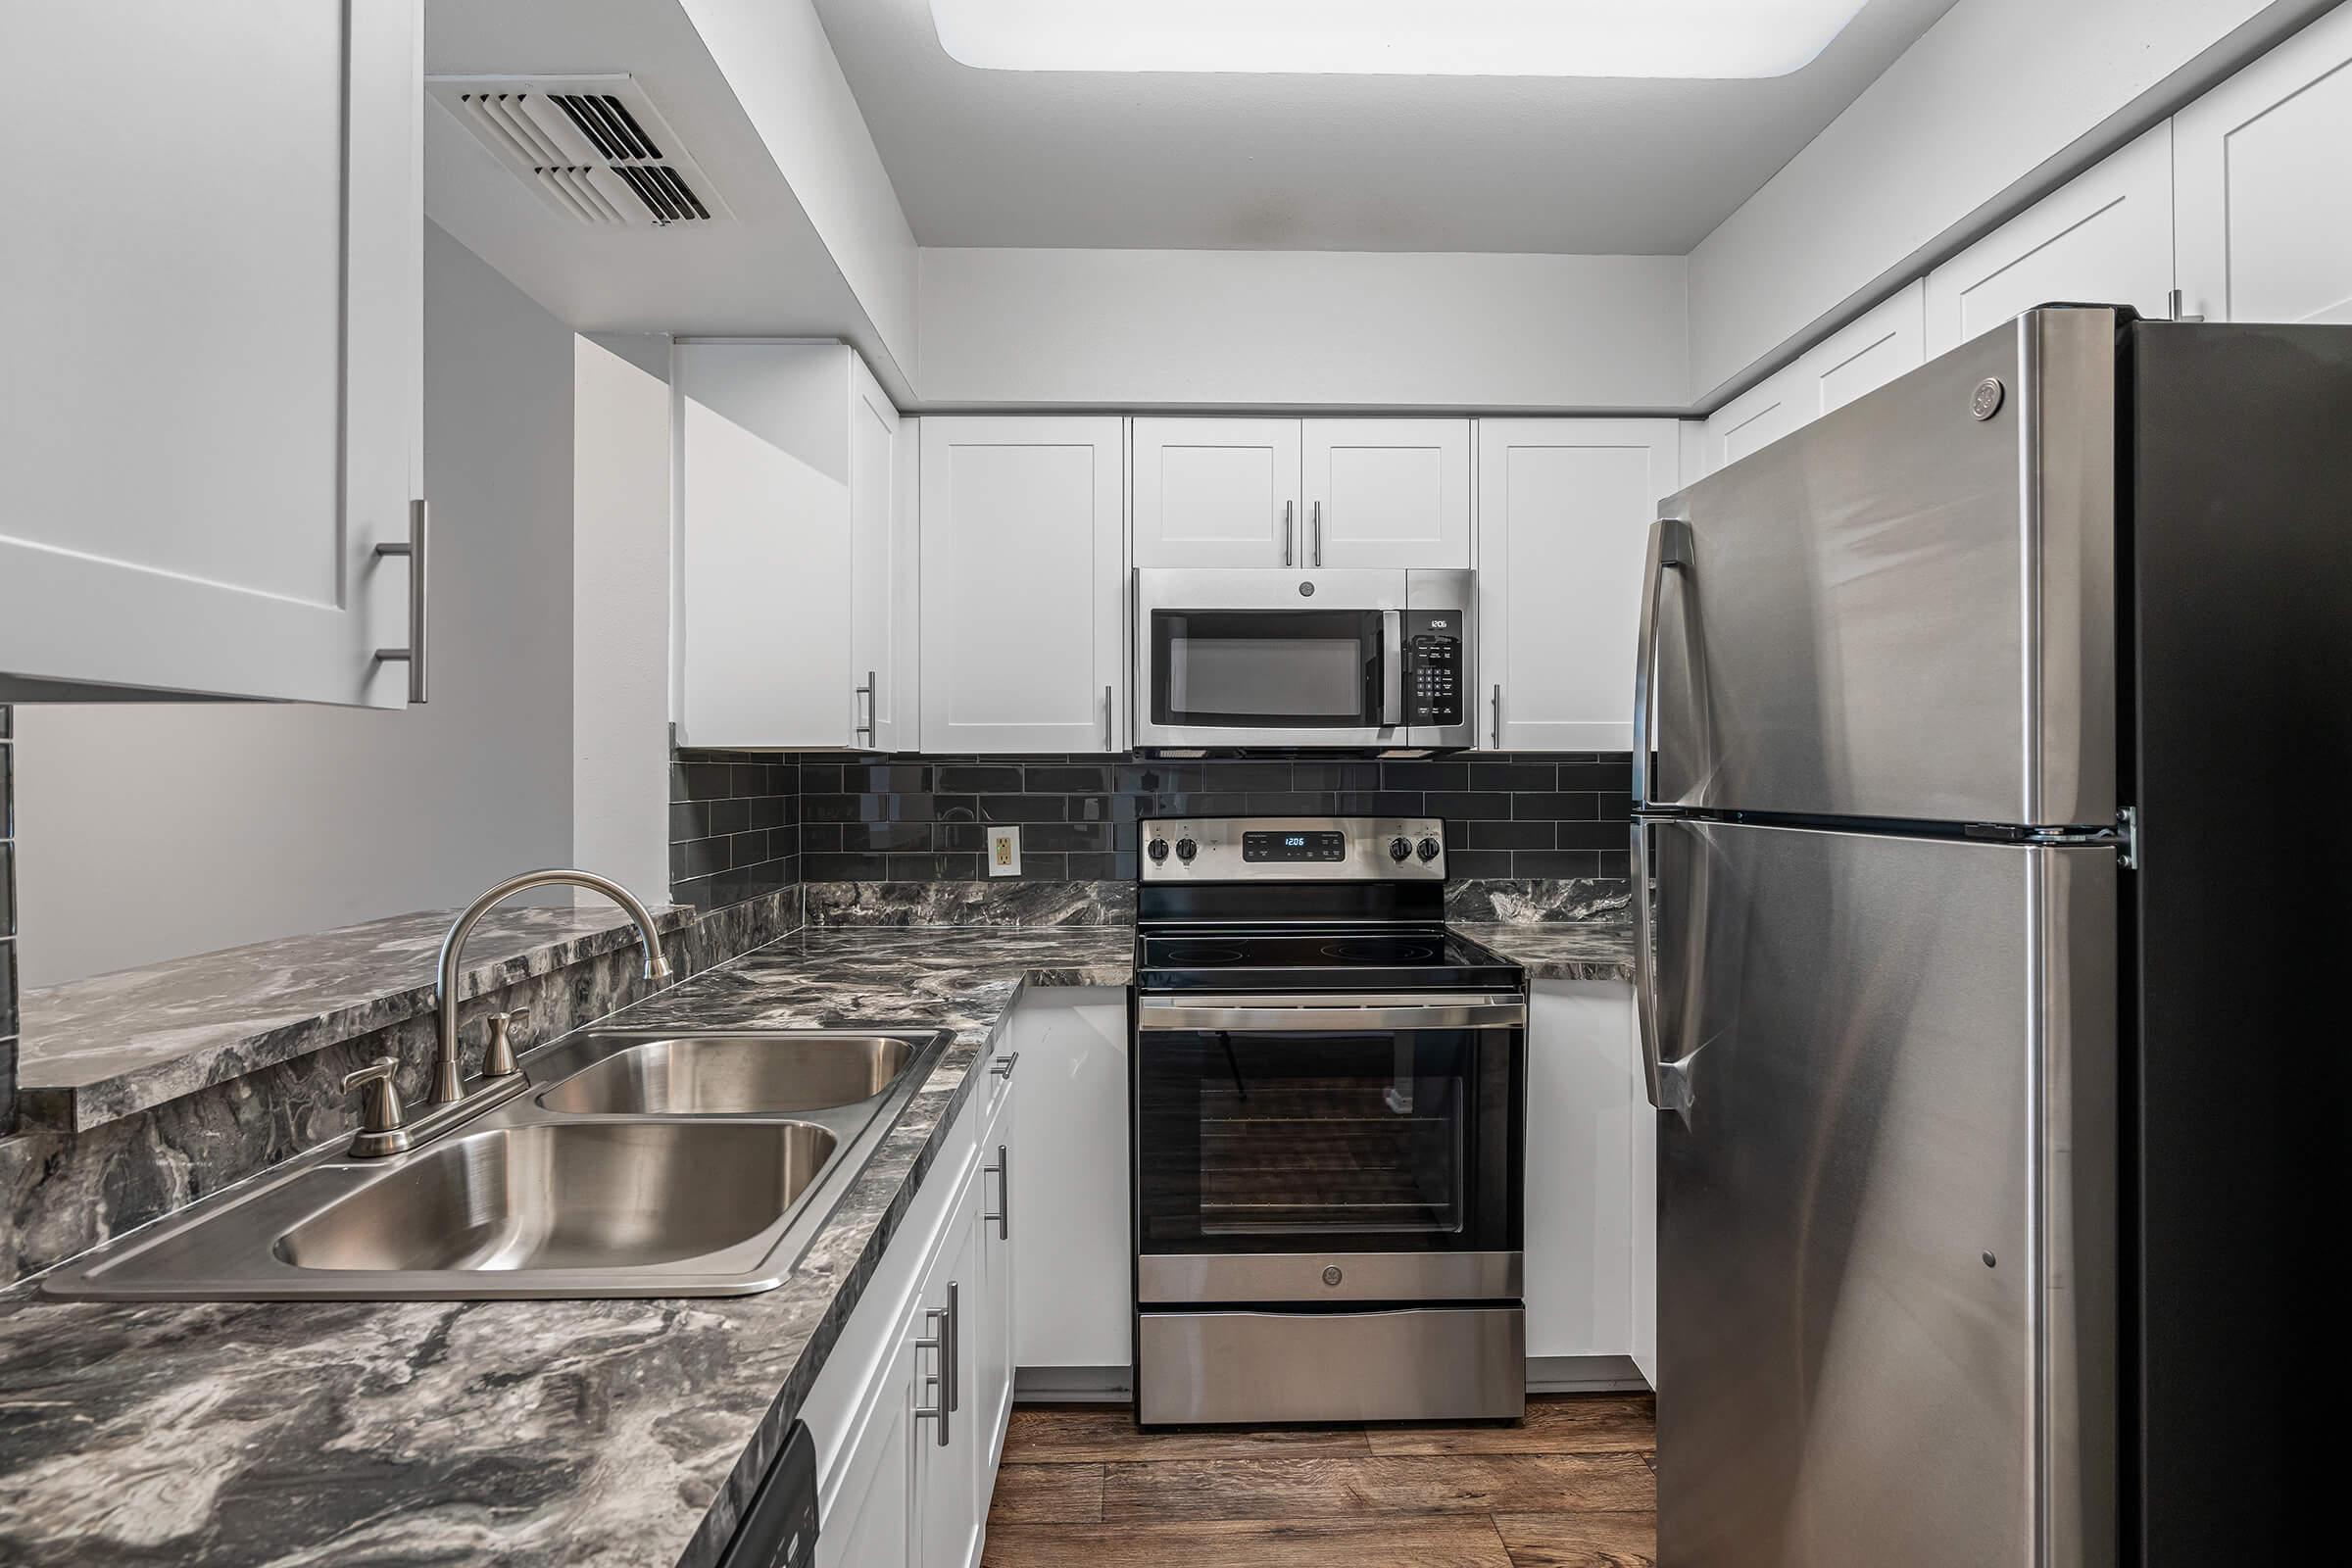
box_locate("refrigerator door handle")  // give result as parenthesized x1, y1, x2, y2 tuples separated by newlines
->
(1631, 817, 1693, 1112)
(1631, 517, 1693, 810)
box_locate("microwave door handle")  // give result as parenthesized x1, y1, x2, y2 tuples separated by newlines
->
(1381, 611, 1404, 728)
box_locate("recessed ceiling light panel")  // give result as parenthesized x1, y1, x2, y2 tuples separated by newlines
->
(928, 0, 1872, 78)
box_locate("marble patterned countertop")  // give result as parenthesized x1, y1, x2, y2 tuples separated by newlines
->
(1454, 921, 1638, 983)
(14, 903, 703, 1132)
(0, 924, 1132, 1568)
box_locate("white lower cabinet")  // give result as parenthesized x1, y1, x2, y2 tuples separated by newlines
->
(1008, 992, 1132, 1374)
(806, 1032, 1020, 1568)
(1523, 981, 1641, 1365)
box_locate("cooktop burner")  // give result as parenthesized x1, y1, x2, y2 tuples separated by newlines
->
(1318, 937, 1444, 964)
(1154, 942, 1248, 966)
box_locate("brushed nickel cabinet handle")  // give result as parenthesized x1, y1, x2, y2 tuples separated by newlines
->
(374, 498, 429, 704)
(984, 1144, 1010, 1240)
(913, 1306, 952, 1446)
(1492, 683, 1502, 749)
(1283, 498, 1295, 566)
(1311, 500, 1323, 566)
(856, 669, 876, 746)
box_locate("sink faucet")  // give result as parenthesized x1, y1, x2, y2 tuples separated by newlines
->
(429, 868, 674, 1103)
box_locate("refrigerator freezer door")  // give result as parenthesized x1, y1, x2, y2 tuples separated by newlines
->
(1646, 307, 2117, 828)
(1649, 819, 2116, 1568)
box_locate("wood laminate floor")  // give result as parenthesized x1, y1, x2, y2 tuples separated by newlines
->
(981, 1394, 1657, 1567)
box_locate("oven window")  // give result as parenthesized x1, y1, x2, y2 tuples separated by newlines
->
(1151, 610, 1382, 727)
(1137, 1026, 1521, 1254)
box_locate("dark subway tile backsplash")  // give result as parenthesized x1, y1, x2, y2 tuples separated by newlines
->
(765, 752, 1633, 884)
(668, 745, 801, 912)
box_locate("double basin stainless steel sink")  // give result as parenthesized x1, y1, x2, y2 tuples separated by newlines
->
(45, 1026, 951, 1300)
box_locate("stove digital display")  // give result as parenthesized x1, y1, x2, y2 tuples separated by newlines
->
(1243, 829, 1347, 863)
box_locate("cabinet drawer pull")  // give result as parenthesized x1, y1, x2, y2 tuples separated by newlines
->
(984, 1144, 1010, 1241)
(990, 1051, 1019, 1082)
(913, 1305, 952, 1446)
(373, 498, 429, 704)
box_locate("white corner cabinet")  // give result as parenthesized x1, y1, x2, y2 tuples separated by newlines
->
(675, 343, 917, 751)
(1475, 420, 1681, 753)
(0, 0, 423, 707)
(920, 418, 1128, 754)
(1133, 417, 1471, 569)
(803, 1028, 1021, 1568)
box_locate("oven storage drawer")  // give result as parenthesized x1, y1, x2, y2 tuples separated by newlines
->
(1139, 1249, 1522, 1304)
(1138, 1306, 1526, 1425)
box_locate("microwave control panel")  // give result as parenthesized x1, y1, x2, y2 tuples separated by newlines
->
(1403, 610, 1464, 727)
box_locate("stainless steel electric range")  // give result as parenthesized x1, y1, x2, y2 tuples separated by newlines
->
(1130, 815, 1528, 1427)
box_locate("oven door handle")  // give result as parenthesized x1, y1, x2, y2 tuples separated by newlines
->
(1138, 994, 1527, 1032)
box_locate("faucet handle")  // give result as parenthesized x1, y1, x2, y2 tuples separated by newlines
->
(343, 1056, 413, 1157)
(483, 1007, 528, 1078)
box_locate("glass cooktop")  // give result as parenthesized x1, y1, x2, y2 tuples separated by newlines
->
(1137, 927, 1520, 993)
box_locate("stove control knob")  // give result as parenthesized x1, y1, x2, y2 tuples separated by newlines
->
(1416, 836, 1442, 863)
(1175, 837, 1199, 863)
(1388, 837, 1412, 862)
(1147, 837, 1170, 863)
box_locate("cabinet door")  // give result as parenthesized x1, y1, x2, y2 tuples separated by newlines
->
(1696, 360, 1804, 478)
(976, 1087, 1019, 1483)
(850, 362, 917, 751)
(1629, 997, 1658, 1392)
(676, 343, 855, 748)
(1796, 280, 1928, 418)
(1010, 994, 1133, 1371)
(915, 1172, 987, 1568)
(816, 1296, 921, 1568)
(1926, 122, 2176, 356)
(1476, 420, 1679, 753)
(0, 0, 420, 706)
(2176, 5, 2352, 325)
(920, 418, 1126, 755)
(1132, 418, 1302, 567)
(1301, 419, 1472, 568)
(1525, 982, 1638, 1360)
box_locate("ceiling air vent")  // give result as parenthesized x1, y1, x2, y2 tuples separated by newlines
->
(427, 74, 727, 227)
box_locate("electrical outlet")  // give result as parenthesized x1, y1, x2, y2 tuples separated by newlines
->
(986, 824, 1022, 878)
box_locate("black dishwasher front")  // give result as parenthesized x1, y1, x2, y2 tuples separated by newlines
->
(714, 1420, 818, 1568)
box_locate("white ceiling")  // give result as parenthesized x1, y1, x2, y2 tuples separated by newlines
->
(812, 0, 1962, 254)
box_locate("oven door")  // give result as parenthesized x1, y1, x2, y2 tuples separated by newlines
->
(1134, 992, 1525, 1304)
(1135, 568, 1404, 749)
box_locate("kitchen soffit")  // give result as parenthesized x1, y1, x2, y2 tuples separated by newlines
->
(812, 0, 1961, 253)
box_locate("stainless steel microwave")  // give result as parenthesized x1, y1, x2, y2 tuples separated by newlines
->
(1133, 568, 1475, 753)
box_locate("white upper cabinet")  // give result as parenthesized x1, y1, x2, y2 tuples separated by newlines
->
(1800, 280, 1928, 418)
(0, 0, 422, 706)
(1696, 362, 1804, 479)
(921, 418, 1127, 755)
(676, 343, 914, 750)
(1927, 122, 2176, 356)
(1692, 284, 1925, 480)
(1132, 418, 1303, 567)
(1301, 418, 1473, 568)
(2176, 5, 2352, 326)
(1476, 420, 1680, 753)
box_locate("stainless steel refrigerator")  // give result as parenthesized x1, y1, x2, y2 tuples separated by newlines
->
(1633, 306, 2347, 1567)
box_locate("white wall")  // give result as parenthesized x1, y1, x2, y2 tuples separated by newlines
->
(1685, 0, 2338, 402)
(677, 0, 921, 380)
(13, 225, 577, 986)
(915, 248, 1689, 410)
(573, 334, 676, 902)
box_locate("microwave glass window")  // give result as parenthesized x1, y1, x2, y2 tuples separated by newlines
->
(1169, 635, 1362, 718)
(1151, 610, 1383, 728)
